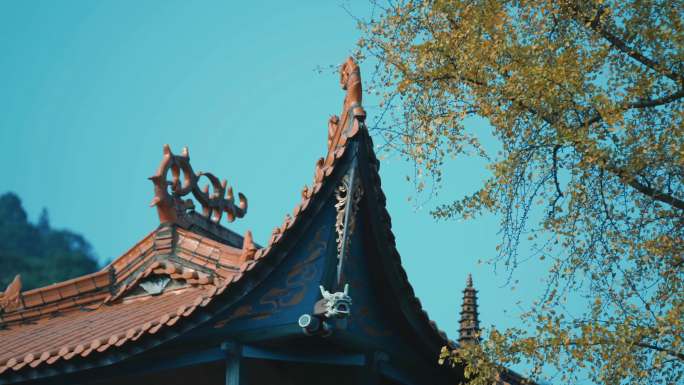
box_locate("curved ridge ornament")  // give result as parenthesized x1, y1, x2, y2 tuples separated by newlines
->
(149, 144, 247, 224)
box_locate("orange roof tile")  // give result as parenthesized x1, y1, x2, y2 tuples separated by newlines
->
(0, 286, 216, 374)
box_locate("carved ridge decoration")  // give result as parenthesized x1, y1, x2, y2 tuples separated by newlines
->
(335, 171, 363, 261)
(149, 144, 247, 224)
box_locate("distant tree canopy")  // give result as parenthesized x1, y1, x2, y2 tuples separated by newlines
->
(358, 1, 682, 384)
(0, 192, 98, 291)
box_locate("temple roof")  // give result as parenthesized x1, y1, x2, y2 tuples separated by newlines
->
(0, 57, 452, 380)
(0, 221, 248, 374)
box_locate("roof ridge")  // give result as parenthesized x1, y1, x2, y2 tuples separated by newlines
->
(0, 269, 113, 323)
(0, 285, 218, 374)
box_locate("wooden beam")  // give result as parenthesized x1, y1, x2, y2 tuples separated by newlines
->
(12, 347, 229, 385)
(226, 322, 302, 343)
(241, 344, 365, 366)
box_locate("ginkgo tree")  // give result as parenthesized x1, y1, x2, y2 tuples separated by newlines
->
(356, 1, 683, 384)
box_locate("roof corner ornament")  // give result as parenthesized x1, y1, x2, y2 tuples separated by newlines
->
(149, 144, 247, 225)
(0, 274, 22, 313)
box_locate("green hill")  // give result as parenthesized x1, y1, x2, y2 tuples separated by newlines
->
(0, 192, 98, 290)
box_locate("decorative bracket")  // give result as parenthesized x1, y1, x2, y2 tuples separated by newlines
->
(149, 145, 247, 225)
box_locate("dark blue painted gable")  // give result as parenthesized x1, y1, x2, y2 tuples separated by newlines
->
(166, 132, 455, 385)
(212, 203, 338, 333)
(341, 221, 407, 347)
(199, 134, 446, 368)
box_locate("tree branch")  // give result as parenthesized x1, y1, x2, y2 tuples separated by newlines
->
(605, 165, 684, 210)
(627, 89, 684, 109)
(635, 342, 684, 361)
(535, 107, 684, 211)
(415, 60, 684, 211)
(582, 5, 684, 85)
(504, 338, 684, 362)
(549, 145, 564, 214)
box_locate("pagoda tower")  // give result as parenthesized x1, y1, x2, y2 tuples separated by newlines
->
(458, 274, 481, 345)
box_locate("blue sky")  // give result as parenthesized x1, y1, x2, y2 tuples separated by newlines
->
(0, 1, 546, 343)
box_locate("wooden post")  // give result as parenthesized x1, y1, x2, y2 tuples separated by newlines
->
(222, 342, 244, 385)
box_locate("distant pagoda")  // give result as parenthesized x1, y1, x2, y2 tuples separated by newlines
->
(458, 274, 481, 345)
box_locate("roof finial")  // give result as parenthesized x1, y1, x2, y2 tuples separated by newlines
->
(149, 145, 247, 225)
(339, 57, 363, 114)
(458, 273, 481, 345)
(325, 57, 366, 164)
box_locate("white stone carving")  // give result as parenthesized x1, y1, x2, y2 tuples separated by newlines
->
(319, 284, 352, 319)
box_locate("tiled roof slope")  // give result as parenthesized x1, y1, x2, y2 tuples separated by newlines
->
(0, 286, 213, 373)
(0, 56, 453, 378)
